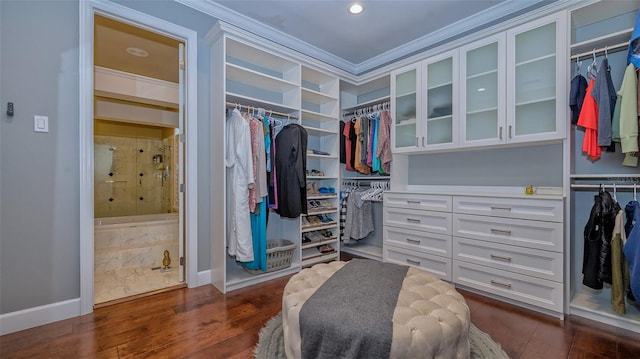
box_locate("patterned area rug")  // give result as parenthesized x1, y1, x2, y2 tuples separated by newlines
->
(254, 312, 510, 359)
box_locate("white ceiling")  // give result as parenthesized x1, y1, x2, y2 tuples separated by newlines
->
(180, 0, 556, 73)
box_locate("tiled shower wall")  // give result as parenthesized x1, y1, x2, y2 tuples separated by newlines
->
(94, 135, 174, 218)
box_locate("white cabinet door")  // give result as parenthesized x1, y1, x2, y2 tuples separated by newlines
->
(459, 33, 506, 147)
(422, 50, 459, 150)
(506, 12, 567, 143)
(391, 62, 421, 152)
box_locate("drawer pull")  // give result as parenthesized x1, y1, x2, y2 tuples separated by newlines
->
(490, 280, 512, 289)
(406, 238, 421, 245)
(406, 200, 421, 204)
(406, 218, 421, 223)
(490, 254, 512, 262)
(490, 228, 512, 235)
(406, 259, 421, 266)
(490, 206, 512, 211)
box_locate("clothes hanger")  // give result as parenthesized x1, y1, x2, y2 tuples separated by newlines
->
(613, 183, 617, 202)
(634, 183, 637, 201)
(575, 54, 582, 77)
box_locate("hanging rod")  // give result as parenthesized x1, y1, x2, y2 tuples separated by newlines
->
(342, 101, 390, 118)
(225, 101, 299, 119)
(571, 183, 639, 189)
(571, 174, 640, 180)
(570, 41, 629, 62)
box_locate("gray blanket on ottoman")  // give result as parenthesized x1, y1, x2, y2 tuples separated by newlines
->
(299, 259, 409, 359)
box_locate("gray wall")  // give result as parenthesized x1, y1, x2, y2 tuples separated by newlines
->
(0, 0, 215, 314)
(1, 0, 80, 314)
(408, 144, 564, 187)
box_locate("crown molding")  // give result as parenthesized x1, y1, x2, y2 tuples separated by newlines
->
(179, 0, 576, 79)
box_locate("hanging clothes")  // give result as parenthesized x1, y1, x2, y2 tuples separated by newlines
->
(611, 208, 631, 314)
(342, 188, 374, 243)
(377, 110, 393, 174)
(343, 121, 355, 171)
(582, 190, 617, 289)
(591, 58, 616, 149)
(244, 200, 267, 271)
(225, 108, 255, 262)
(624, 200, 640, 300)
(340, 121, 346, 164)
(274, 123, 308, 218)
(570, 73, 588, 125)
(577, 78, 602, 161)
(616, 64, 638, 167)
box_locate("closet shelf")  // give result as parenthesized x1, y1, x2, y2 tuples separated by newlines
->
(226, 93, 298, 117)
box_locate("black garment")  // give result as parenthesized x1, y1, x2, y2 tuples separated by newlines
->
(339, 121, 346, 164)
(582, 191, 617, 289)
(348, 120, 357, 170)
(274, 124, 308, 218)
(570, 74, 588, 125)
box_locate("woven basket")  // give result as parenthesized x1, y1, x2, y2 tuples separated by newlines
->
(265, 239, 296, 272)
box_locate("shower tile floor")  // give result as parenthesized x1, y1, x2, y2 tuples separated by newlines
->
(94, 266, 181, 304)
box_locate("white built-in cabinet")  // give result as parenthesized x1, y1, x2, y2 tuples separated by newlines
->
(207, 23, 341, 292)
(459, 33, 506, 147)
(392, 12, 566, 153)
(383, 191, 565, 317)
(300, 66, 341, 267)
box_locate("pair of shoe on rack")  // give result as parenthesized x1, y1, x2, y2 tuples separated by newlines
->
(317, 244, 335, 253)
(307, 199, 336, 211)
(305, 214, 334, 226)
(302, 229, 333, 243)
(307, 182, 335, 195)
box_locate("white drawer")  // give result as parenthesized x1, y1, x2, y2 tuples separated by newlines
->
(453, 196, 563, 222)
(453, 213, 562, 252)
(384, 245, 452, 281)
(384, 207, 452, 235)
(453, 237, 563, 282)
(384, 226, 451, 257)
(453, 261, 563, 312)
(384, 192, 452, 212)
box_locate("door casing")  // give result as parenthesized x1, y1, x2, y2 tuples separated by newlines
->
(79, 0, 199, 314)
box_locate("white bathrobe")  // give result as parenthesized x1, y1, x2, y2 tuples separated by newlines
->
(226, 109, 255, 262)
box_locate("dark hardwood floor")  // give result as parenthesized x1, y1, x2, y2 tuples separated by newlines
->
(1, 259, 638, 358)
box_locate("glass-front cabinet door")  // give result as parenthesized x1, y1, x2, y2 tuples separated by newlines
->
(506, 13, 565, 143)
(391, 63, 420, 152)
(459, 34, 505, 147)
(423, 50, 458, 149)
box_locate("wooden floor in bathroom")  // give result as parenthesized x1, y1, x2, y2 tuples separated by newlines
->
(1, 255, 638, 358)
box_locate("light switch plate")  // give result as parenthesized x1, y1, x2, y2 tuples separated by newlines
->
(34, 115, 48, 133)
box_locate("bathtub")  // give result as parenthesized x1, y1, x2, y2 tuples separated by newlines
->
(94, 213, 179, 272)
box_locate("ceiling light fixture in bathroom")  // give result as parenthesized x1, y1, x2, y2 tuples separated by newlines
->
(349, 2, 363, 15)
(126, 47, 149, 57)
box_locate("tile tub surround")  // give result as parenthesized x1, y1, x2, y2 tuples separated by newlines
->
(94, 213, 180, 304)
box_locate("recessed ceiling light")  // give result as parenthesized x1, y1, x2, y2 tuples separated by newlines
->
(349, 2, 363, 15)
(126, 47, 149, 57)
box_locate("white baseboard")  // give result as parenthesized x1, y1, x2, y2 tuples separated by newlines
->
(1, 271, 213, 335)
(0, 298, 81, 335)
(196, 269, 211, 287)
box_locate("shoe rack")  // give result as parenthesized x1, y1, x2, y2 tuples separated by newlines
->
(300, 65, 340, 267)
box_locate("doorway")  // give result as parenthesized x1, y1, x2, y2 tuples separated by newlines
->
(79, 0, 199, 314)
(93, 14, 184, 306)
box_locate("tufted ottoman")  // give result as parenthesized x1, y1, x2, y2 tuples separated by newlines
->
(282, 260, 470, 359)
